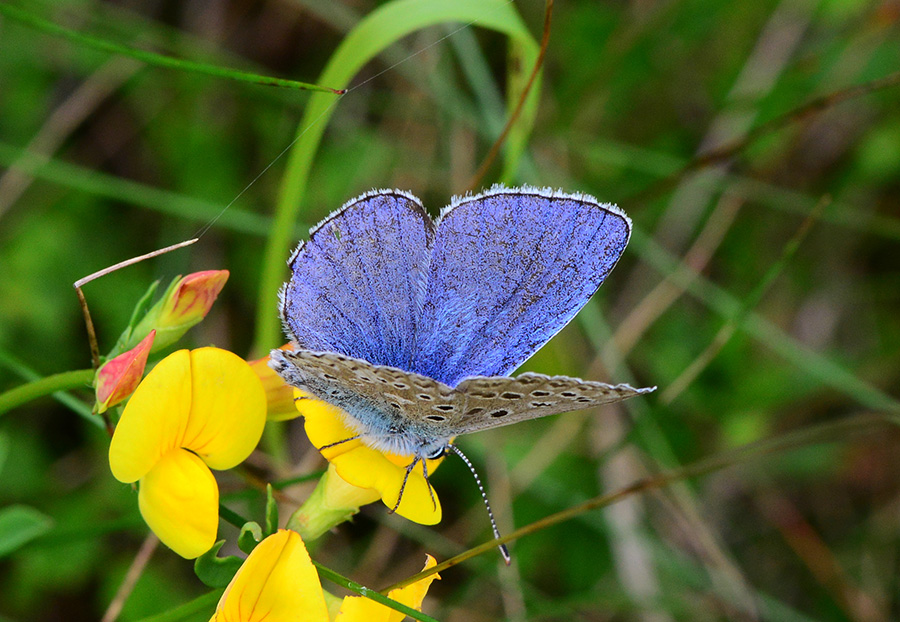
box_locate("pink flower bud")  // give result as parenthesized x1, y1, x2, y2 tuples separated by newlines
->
(157, 270, 229, 329)
(134, 270, 229, 351)
(95, 330, 155, 413)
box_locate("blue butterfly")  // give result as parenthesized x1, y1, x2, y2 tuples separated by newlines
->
(270, 186, 653, 556)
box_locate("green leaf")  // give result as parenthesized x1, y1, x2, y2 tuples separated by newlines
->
(193, 541, 242, 589)
(0, 505, 53, 558)
(111, 279, 160, 356)
(238, 522, 262, 554)
(264, 484, 278, 537)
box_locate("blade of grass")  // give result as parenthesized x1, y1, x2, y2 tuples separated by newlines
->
(0, 3, 343, 94)
(255, 0, 539, 353)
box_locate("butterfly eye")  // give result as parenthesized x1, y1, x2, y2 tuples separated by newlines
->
(426, 446, 446, 460)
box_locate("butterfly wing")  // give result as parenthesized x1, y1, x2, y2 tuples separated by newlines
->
(280, 190, 434, 369)
(447, 374, 654, 435)
(270, 349, 654, 453)
(415, 187, 632, 386)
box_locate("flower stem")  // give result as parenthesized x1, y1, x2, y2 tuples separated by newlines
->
(0, 369, 94, 416)
(285, 469, 362, 541)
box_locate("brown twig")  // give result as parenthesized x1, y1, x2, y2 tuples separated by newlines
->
(101, 533, 159, 622)
(465, 0, 554, 192)
(73, 237, 199, 372)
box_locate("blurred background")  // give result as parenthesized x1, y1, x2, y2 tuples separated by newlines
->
(1, 0, 899, 620)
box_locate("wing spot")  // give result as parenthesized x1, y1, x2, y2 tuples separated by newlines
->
(471, 391, 498, 399)
(500, 392, 523, 400)
(322, 373, 337, 381)
(393, 382, 409, 389)
(434, 404, 455, 412)
(389, 402, 401, 409)
(531, 401, 551, 408)
(489, 409, 509, 418)
(417, 394, 433, 401)
(531, 390, 551, 397)
(561, 391, 577, 397)
(576, 397, 592, 403)
(465, 407, 485, 416)
(425, 415, 446, 422)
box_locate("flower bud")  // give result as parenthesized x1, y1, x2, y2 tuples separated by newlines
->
(134, 270, 229, 352)
(95, 330, 155, 413)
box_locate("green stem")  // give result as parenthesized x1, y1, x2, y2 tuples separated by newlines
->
(285, 471, 359, 541)
(311, 561, 439, 622)
(0, 4, 344, 94)
(0, 369, 95, 416)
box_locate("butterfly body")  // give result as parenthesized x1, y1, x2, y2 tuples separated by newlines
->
(269, 348, 653, 460)
(271, 186, 653, 461)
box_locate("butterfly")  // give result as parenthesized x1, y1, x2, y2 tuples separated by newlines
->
(269, 185, 654, 557)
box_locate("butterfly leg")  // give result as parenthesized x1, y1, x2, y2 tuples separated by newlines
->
(317, 435, 362, 451)
(390, 457, 419, 514)
(420, 458, 438, 512)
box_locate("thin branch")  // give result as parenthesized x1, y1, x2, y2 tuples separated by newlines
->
(74, 239, 198, 289)
(384, 412, 900, 591)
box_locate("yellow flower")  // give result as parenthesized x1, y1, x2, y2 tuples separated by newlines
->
(95, 330, 155, 413)
(247, 348, 301, 421)
(210, 530, 328, 622)
(298, 390, 444, 525)
(211, 529, 439, 622)
(109, 348, 266, 558)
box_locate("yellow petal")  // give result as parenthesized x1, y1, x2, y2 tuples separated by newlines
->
(336, 555, 440, 622)
(139, 448, 219, 559)
(109, 350, 192, 483)
(248, 348, 300, 421)
(300, 392, 443, 525)
(385, 555, 440, 622)
(211, 529, 329, 622)
(182, 348, 267, 470)
(322, 463, 380, 510)
(331, 449, 442, 525)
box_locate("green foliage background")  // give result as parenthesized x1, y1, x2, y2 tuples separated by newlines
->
(1, 0, 899, 620)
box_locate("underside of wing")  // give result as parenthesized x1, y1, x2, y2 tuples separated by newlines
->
(448, 373, 655, 435)
(280, 190, 434, 369)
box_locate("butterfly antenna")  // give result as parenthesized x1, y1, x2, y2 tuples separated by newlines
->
(391, 457, 419, 514)
(447, 444, 511, 565)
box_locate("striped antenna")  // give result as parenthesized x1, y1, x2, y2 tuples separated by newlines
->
(447, 444, 511, 565)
